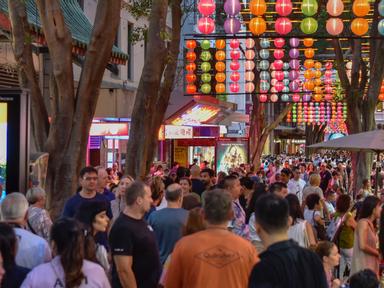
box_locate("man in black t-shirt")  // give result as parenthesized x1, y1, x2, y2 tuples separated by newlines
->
(109, 181, 161, 288)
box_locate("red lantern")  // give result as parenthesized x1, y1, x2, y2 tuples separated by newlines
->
(198, 0, 216, 16)
(230, 39, 240, 49)
(230, 60, 240, 71)
(274, 38, 285, 48)
(185, 73, 196, 83)
(259, 94, 268, 102)
(276, 0, 293, 16)
(275, 17, 292, 35)
(273, 49, 285, 60)
(185, 40, 197, 49)
(230, 49, 241, 60)
(186, 84, 197, 94)
(230, 82, 240, 92)
(198, 17, 215, 34)
(230, 72, 241, 82)
(186, 51, 196, 62)
(186, 63, 196, 71)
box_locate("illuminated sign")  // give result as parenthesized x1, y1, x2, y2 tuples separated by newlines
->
(89, 123, 129, 136)
(170, 104, 220, 126)
(165, 125, 193, 139)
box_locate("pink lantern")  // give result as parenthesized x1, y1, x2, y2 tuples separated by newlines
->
(292, 94, 301, 102)
(276, 0, 293, 16)
(270, 86, 278, 93)
(271, 79, 278, 86)
(324, 70, 333, 78)
(230, 49, 241, 60)
(246, 49, 256, 60)
(230, 82, 240, 92)
(273, 60, 284, 70)
(245, 60, 255, 70)
(275, 17, 292, 35)
(275, 81, 284, 92)
(325, 62, 333, 69)
(289, 80, 300, 92)
(273, 49, 285, 60)
(326, 0, 344, 17)
(245, 38, 255, 49)
(230, 60, 240, 70)
(325, 85, 333, 93)
(274, 38, 285, 48)
(259, 94, 268, 102)
(198, 0, 216, 16)
(245, 71, 255, 81)
(324, 78, 333, 85)
(326, 18, 344, 36)
(289, 70, 300, 80)
(230, 71, 240, 82)
(275, 71, 285, 81)
(230, 39, 240, 49)
(245, 82, 255, 93)
(270, 94, 279, 102)
(198, 17, 215, 34)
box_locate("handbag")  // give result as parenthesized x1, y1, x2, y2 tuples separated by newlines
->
(312, 211, 328, 241)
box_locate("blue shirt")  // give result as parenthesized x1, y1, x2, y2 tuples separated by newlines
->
(148, 208, 188, 264)
(62, 192, 112, 219)
(103, 188, 116, 202)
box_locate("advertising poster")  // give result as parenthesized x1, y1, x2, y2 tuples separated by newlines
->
(0, 103, 7, 198)
(216, 139, 248, 173)
(174, 146, 188, 168)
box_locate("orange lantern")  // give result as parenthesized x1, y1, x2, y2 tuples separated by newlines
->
(186, 51, 196, 62)
(215, 50, 226, 61)
(185, 73, 196, 83)
(250, 0, 267, 16)
(351, 18, 369, 36)
(379, 94, 384, 101)
(314, 62, 322, 69)
(314, 86, 323, 94)
(215, 83, 226, 93)
(303, 38, 314, 47)
(185, 40, 197, 49)
(215, 72, 226, 82)
(381, 84, 384, 94)
(314, 78, 322, 86)
(186, 63, 196, 71)
(314, 70, 322, 78)
(304, 69, 314, 79)
(304, 59, 315, 69)
(352, 0, 370, 17)
(304, 48, 315, 58)
(304, 80, 315, 91)
(186, 84, 197, 94)
(313, 94, 323, 101)
(215, 39, 226, 49)
(215, 62, 226, 72)
(249, 17, 267, 35)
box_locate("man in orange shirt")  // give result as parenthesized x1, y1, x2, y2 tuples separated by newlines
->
(165, 189, 259, 288)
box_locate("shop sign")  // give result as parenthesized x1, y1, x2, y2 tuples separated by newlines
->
(165, 125, 193, 139)
(89, 123, 129, 136)
(193, 126, 220, 137)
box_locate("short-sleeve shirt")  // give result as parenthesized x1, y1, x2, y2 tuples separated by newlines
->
(62, 192, 112, 219)
(109, 213, 161, 288)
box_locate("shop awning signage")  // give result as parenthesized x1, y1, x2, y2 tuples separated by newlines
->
(89, 123, 129, 136)
(165, 125, 193, 139)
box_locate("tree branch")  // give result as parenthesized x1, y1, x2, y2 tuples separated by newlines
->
(332, 39, 350, 92)
(350, 39, 361, 90)
(262, 103, 293, 135)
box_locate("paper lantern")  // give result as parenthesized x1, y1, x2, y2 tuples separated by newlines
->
(246, 61, 256, 70)
(215, 39, 226, 49)
(186, 84, 197, 94)
(200, 51, 212, 61)
(304, 59, 315, 69)
(274, 38, 286, 48)
(245, 82, 255, 93)
(230, 49, 241, 60)
(283, 63, 290, 70)
(260, 81, 270, 92)
(276, 0, 293, 16)
(198, 17, 215, 34)
(304, 80, 315, 91)
(230, 82, 240, 92)
(379, 0, 384, 16)
(378, 19, 384, 36)
(303, 38, 314, 47)
(301, 0, 318, 16)
(379, 94, 384, 101)
(246, 38, 255, 49)
(198, 0, 216, 16)
(351, 18, 369, 36)
(259, 49, 270, 59)
(292, 94, 301, 102)
(250, 0, 267, 16)
(215, 62, 225, 72)
(275, 71, 285, 81)
(324, 94, 333, 101)
(201, 73, 212, 83)
(186, 40, 197, 49)
(259, 94, 268, 102)
(259, 60, 270, 70)
(245, 71, 255, 81)
(186, 51, 196, 62)
(260, 71, 270, 80)
(224, 0, 241, 16)
(289, 38, 300, 47)
(304, 48, 315, 58)
(289, 80, 300, 92)
(249, 17, 267, 35)
(289, 59, 300, 69)
(201, 62, 211, 72)
(304, 69, 314, 79)
(201, 83, 212, 94)
(215, 73, 226, 82)
(326, 0, 344, 16)
(274, 49, 285, 60)
(224, 18, 241, 34)
(313, 94, 322, 102)
(314, 70, 322, 78)
(201, 40, 211, 50)
(230, 60, 240, 71)
(229, 39, 240, 49)
(186, 73, 196, 83)
(186, 63, 196, 71)
(230, 72, 240, 82)
(215, 50, 226, 61)
(275, 17, 292, 35)
(289, 70, 300, 80)
(270, 94, 279, 102)
(314, 86, 322, 94)
(301, 17, 318, 34)
(273, 60, 284, 70)
(260, 38, 270, 48)
(246, 50, 256, 60)
(289, 48, 299, 59)
(216, 83, 226, 93)
(352, 0, 370, 17)
(326, 18, 344, 35)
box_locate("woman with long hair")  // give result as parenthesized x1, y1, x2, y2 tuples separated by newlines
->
(315, 241, 341, 288)
(21, 218, 110, 288)
(351, 196, 381, 276)
(111, 175, 134, 221)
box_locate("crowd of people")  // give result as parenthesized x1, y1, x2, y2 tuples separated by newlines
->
(0, 157, 383, 287)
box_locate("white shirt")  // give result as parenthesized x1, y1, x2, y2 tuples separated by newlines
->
(248, 213, 261, 242)
(287, 178, 306, 203)
(14, 227, 51, 269)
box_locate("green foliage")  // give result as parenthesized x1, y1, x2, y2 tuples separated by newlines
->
(129, 25, 148, 44)
(122, 0, 152, 20)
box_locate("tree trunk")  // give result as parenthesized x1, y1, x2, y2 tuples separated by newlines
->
(305, 124, 326, 157)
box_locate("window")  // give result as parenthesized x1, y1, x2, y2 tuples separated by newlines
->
(127, 22, 133, 80)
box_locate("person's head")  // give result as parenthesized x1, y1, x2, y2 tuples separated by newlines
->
(200, 168, 214, 187)
(315, 241, 340, 269)
(0, 192, 28, 225)
(112, 162, 118, 171)
(299, 163, 306, 173)
(320, 163, 327, 172)
(216, 171, 227, 185)
(269, 182, 288, 198)
(254, 194, 290, 241)
(176, 166, 188, 180)
(306, 193, 321, 210)
(165, 184, 183, 205)
(125, 181, 153, 214)
(182, 194, 201, 210)
(291, 166, 301, 180)
(117, 175, 134, 197)
(223, 175, 242, 200)
(179, 177, 192, 195)
(274, 173, 281, 182)
(150, 176, 164, 205)
(183, 207, 206, 236)
(95, 166, 109, 190)
(202, 189, 232, 225)
(240, 176, 254, 193)
(0, 223, 17, 272)
(75, 201, 110, 235)
(26, 186, 47, 207)
(326, 191, 337, 202)
(336, 194, 351, 214)
(349, 269, 379, 288)
(331, 171, 339, 179)
(362, 178, 370, 189)
(285, 194, 303, 224)
(246, 183, 268, 223)
(51, 218, 85, 288)
(309, 173, 321, 187)
(190, 165, 201, 178)
(280, 168, 291, 184)
(79, 166, 98, 193)
(359, 196, 381, 220)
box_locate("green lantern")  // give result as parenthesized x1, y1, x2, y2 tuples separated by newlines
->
(300, 17, 318, 34)
(201, 62, 211, 72)
(200, 51, 212, 61)
(200, 40, 211, 50)
(301, 0, 318, 16)
(201, 83, 211, 94)
(216, 95, 227, 101)
(201, 73, 211, 83)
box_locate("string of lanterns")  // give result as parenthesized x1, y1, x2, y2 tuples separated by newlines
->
(224, 0, 241, 34)
(215, 39, 226, 98)
(185, 40, 197, 94)
(197, 0, 215, 34)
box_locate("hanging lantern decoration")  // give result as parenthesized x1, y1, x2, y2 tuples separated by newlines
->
(215, 39, 226, 94)
(199, 41, 212, 94)
(326, 0, 344, 16)
(326, 18, 344, 35)
(352, 0, 370, 17)
(275, 17, 293, 35)
(351, 18, 369, 36)
(229, 39, 241, 93)
(351, 0, 369, 36)
(185, 40, 197, 95)
(276, 0, 293, 16)
(324, 62, 333, 102)
(259, 94, 268, 102)
(197, 0, 216, 34)
(301, 0, 318, 16)
(292, 104, 297, 122)
(245, 38, 255, 93)
(224, 0, 241, 34)
(378, 19, 384, 36)
(249, 0, 267, 35)
(286, 109, 292, 122)
(300, 17, 318, 34)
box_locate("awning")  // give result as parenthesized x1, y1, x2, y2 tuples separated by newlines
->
(0, 0, 128, 64)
